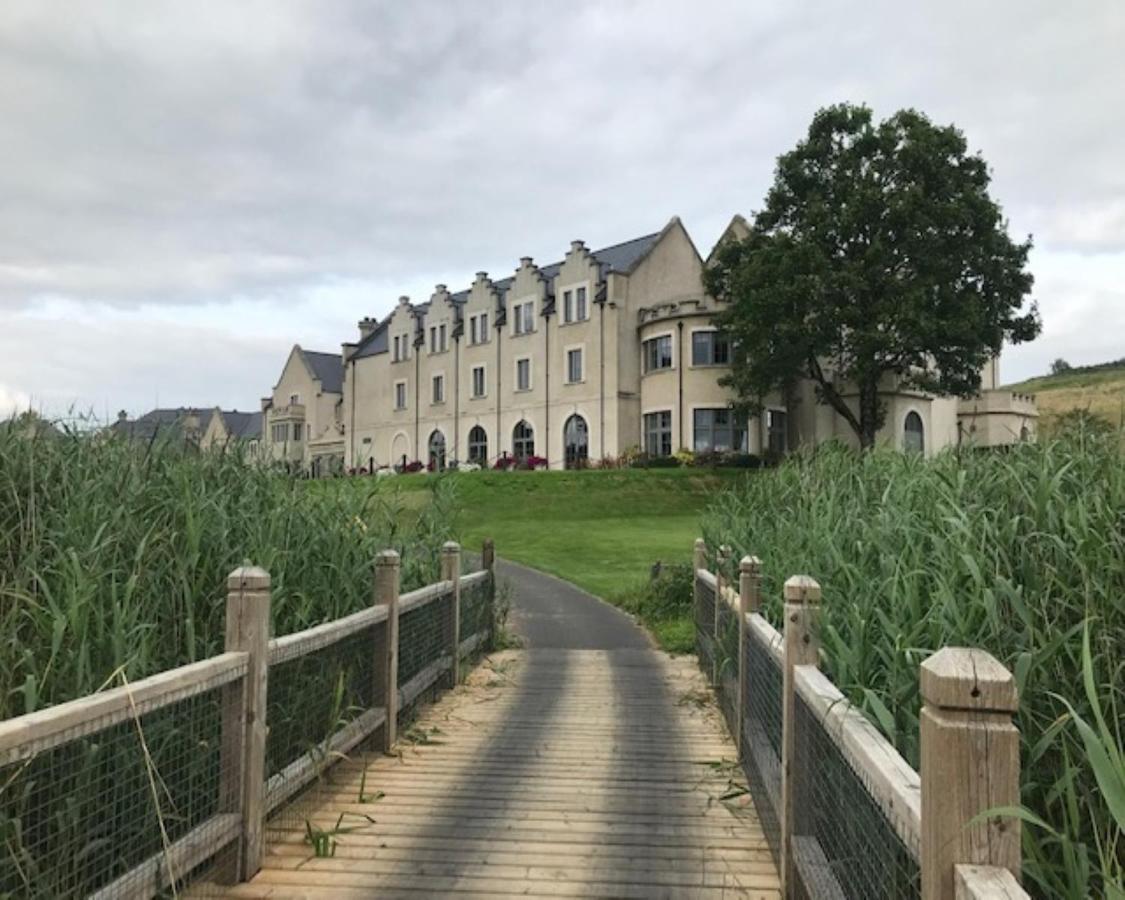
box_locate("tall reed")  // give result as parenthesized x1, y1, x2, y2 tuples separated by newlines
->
(702, 433, 1123, 897)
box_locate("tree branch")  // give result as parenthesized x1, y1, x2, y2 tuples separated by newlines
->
(806, 354, 862, 440)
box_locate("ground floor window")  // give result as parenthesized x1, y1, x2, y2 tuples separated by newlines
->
(904, 411, 924, 454)
(428, 430, 446, 470)
(644, 411, 673, 457)
(767, 409, 787, 455)
(564, 415, 588, 468)
(512, 420, 534, 460)
(468, 425, 488, 464)
(693, 408, 746, 453)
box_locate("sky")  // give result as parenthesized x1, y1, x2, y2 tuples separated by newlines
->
(2, 1, 1123, 420)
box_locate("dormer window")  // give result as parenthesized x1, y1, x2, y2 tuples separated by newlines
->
(513, 301, 535, 336)
(562, 285, 588, 323)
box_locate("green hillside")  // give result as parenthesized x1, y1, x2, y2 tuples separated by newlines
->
(1006, 358, 1125, 430)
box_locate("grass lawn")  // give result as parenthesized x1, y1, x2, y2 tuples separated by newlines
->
(338, 467, 749, 649)
(1006, 362, 1125, 429)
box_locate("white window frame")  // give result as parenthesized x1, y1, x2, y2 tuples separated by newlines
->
(564, 344, 584, 384)
(439, 323, 448, 352)
(471, 363, 487, 399)
(394, 379, 408, 411)
(431, 372, 445, 405)
(642, 408, 674, 457)
(515, 356, 532, 392)
(642, 331, 675, 374)
(689, 327, 731, 367)
(469, 312, 490, 346)
(692, 405, 749, 453)
(512, 299, 536, 336)
(559, 281, 590, 324)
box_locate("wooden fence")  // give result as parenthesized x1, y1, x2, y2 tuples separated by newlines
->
(692, 539, 1029, 900)
(0, 539, 497, 899)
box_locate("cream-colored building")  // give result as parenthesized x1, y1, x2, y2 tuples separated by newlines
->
(261, 345, 345, 474)
(199, 408, 263, 456)
(340, 216, 1035, 471)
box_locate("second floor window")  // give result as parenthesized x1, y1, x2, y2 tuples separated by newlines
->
(513, 301, 535, 335)
(691, 331, 730, 366)
(432, 374, 444, 404)
(643, 335, 674, 373)
(566, 348, 583, 384)
(271, 423, 288, 442)
(289, 393, 300, 405)
(394, 382, 407, 410)
(562, 286, 588, 323)
(469, 312, 490, 345)
(516, 358, 531, 391)
(472, 365, 486, 398)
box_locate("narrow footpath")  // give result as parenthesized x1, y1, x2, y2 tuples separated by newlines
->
(224, 559, 780, 898)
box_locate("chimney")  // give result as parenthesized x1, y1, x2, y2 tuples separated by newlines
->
(570, 239, 585, 252)
(476, 271, 488, 281)
(519, 256, 533, 268)
(117, 410, 128, 423)
(342, 341, 357, 363)
(435, 284, 447, 293)
(357, 317, 377, 339)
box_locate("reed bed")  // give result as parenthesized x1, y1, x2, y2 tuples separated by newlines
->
(702, 432, 1123, 898)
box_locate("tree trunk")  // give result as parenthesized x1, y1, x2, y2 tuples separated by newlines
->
(859, 380, 879, 450)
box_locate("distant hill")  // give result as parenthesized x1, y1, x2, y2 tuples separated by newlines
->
(1006, 358, 1125, 431)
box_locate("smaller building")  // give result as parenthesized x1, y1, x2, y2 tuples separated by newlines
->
(261, 345, 345, 475)
(111, 407, 208, 445)
(199, 408, 263, 456)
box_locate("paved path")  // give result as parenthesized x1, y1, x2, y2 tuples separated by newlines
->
(221, 561, 779, 898)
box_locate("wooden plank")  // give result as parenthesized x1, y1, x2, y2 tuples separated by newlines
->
(794, 664, 922, 858)
(0, 651, 248, 765)
(459, 569, 489, 590)
(398, 580, 453, 615)
(264, 706, 387, 814)
(458, 629, 486, 659)
(267, 605, 387, 667)
(954, 864, 1030, 899)
(791, 835, 848, 900)
(397, 655, 452, 709)
(89, 812, 241, 900)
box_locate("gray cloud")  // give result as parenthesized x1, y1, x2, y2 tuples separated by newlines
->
(1, 0, 1123, 413)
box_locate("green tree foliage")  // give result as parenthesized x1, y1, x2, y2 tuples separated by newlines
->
(706, 103, 1041, 448)
(1050, 357, 1072, 374)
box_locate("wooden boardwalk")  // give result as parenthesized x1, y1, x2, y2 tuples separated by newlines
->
(214, 646, 779, 898)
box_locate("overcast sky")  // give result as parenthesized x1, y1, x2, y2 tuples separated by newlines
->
(2, 1, 1122, 420)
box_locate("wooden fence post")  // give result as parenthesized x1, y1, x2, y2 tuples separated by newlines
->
(920, 648, 1021, 900)
(692, 537, 707, 614)
(223, 565, 270, 882)
(441, 541, 462, 686)
(780, 574, 821, 899)
(374, 550, 401, 751)
(482, 538, 496, 647)
(736, 555, 762, 760)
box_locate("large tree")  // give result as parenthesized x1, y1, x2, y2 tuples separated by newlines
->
(706, 104, 1040, 449)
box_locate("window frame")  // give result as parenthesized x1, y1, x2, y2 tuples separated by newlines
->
(393, 379, 408, 411)
(468, 425, 488, 464)
(512, 299, 536, 336)
(643, 410, 673, 457)
(642, 333, 675, 373)
(565, 346, 584, 384)
(471, 364, 487, 399)
(766, 408, 787, 455)
(431, 373, 445, 405)
(690, 329, 731, 367)
(515, 356, 532, 392)
(693, 407, 748, 453)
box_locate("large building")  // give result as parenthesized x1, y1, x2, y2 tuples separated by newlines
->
(336, 215, 1037, 472)
(260, 345, 345, 474)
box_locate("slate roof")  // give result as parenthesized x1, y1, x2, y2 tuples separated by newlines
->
(111, 407, 207, 440)
(351, 229, 662, 360)
(221, 410, 262, 440)
(302, 350, 344, 394)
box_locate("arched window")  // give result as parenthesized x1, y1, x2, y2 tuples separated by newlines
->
(512, 420, 535, 461)
(904, 411, 924, 454)
(564, 415, 589, 469)
(428, 430, 446, 471)
(468, 425, 488, 464)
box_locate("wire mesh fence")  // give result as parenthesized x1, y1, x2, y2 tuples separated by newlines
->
(714, 592, 741, 736)
(398, 589, 452, 690)
(792, 692, 921, 900)
(741, 628, 784, 867)
(0, 681, 236, 899)
(459, 571, 493, 654)
(693, 572, 716, 676)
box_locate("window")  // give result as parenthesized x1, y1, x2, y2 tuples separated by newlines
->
(468, 425, 488, 464)
(439, 323, 447, 352)
(394, 381, 407, 410)
(513, 301, 535, 335)
(292, 423, 302, 442)
(767, 409, 787, 454)
(512, 420, 534, 460)
(904, 411, 924, 454)
(562, 286, 588, 324)
(432, 374, 444, 404)
(516, 358, 531, 391)
(271, 423, 288, 442)
(566, 348, 583, 384)
(469, 312, 490, 345)
(564, 415, 588, 469)
(472, 365, 486, 398)
(694, 408, 747, 452)
(691, 331, 730, 366)
(643, 335, 673, 372)
(644, 411, 673, 457)
(393, 334, 410, 361)
(289, 393, 300, 405)
(428, 430, 446, 471)
(429, 326, 437, 354)
(393, 335, 400, 361)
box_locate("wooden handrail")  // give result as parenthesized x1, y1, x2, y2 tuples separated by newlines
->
(0, 651, 249, 766)
(268, 604, 389, 666)
(399, 579, 454, 615)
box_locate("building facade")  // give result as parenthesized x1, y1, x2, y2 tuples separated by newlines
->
(199, 408, 263, 456)
(335, 215, 1034, 472)
(260, 345, 345, 474)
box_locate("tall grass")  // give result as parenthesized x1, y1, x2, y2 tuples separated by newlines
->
(702, 433, 1123, 898)
(0, 427, 455, 717)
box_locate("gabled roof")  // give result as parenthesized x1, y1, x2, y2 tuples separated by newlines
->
(351, 228, 663, 361)
(111, 407, 207, 441)
(219, 410, 262, 440)
(301, 350, 344, 394)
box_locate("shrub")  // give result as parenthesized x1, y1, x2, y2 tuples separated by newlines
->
(629, 453, 681, 469)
